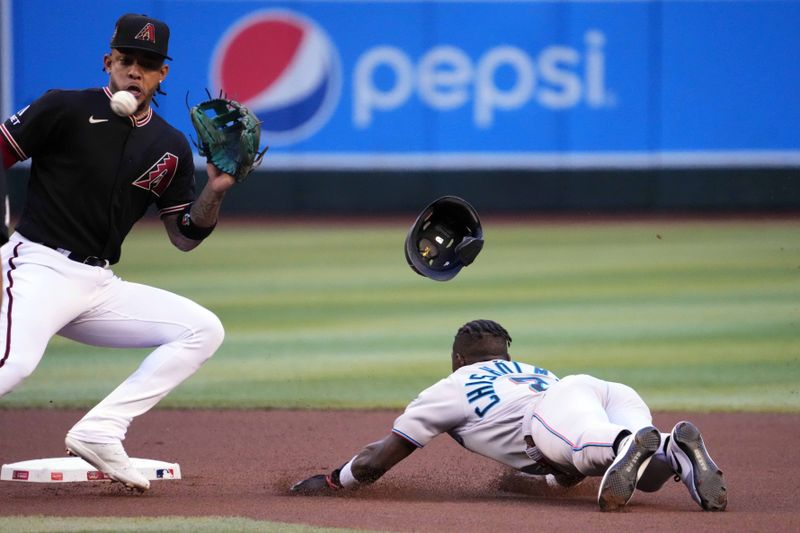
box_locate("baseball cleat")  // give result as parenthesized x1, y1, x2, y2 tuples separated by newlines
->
(65, 435, 150, 492)
(668, 421, 727, 511)
(597, 426, 661, 511)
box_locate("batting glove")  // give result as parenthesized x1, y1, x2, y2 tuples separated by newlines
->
(290, 473, 342, 495)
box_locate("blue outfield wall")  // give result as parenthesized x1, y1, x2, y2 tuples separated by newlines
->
(2, 0, 799, 213)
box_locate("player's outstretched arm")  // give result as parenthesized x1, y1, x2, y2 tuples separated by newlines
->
(290, 433, 417, 495)
(164, 163, 235, 251)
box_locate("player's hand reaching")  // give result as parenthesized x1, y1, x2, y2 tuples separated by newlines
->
(290, 474, 342, 495)
(205, 163, 236, 194)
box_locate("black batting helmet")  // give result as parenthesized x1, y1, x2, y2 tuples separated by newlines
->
(405, 196, 484, 281)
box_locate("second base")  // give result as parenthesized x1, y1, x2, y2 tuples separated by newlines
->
(1, 456, 181, 483)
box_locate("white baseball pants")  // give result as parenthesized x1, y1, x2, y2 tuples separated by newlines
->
(0, 233, 224, 443)
(527, 374, 654, 476)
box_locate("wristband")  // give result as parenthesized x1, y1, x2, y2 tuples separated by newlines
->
(338, 458, 361, 488)
(176, 206, 216, 240)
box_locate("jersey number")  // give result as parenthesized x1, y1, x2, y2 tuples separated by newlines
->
(510, 375, 550, 393)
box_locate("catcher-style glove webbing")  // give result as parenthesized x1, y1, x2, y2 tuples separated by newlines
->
(189, 95, 268, 182)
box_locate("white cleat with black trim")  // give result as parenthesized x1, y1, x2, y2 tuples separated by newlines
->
(668, 421, 727, 511)
(598, 426, 661, 511)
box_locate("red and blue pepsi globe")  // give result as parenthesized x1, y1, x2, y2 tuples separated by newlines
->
(210, 10, 341, 145)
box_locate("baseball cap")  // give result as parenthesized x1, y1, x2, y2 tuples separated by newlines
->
(110, 13, 172, 60)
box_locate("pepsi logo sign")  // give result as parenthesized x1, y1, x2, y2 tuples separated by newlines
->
(211, 10, 341, 146)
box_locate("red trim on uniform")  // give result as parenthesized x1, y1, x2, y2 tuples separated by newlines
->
(135, 108, 153, 127)
(531, 412, 613, 452)
(128, 107, 152, 128)
(104, 87, 152, 128)
(0, 242, 22, 368)
(0, 124, 26, 165)
(0, 135, 20, 168)
(159, 202, 192, 218)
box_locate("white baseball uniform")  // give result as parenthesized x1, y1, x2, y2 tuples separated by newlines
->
(392, 359, 653, 476)
(0, 88, 224, 445)
(0, 233, 224, 443)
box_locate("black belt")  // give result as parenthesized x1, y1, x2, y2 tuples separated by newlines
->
(66, 252, 109, 267)
(42, 243, 109, 267)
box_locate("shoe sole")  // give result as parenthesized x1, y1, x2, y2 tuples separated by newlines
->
(598, 427, 661, 511)
(65, 437, 149, 492)
(672, 421, 727, 511)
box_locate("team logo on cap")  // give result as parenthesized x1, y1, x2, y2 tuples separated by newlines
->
(135, 23, 156, 43)
(210, 10, 341, 146)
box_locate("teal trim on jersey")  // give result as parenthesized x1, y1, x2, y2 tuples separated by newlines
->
(392, 429, 423, 448)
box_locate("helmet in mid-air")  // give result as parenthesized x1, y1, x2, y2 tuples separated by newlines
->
(404, 196, 484, 282)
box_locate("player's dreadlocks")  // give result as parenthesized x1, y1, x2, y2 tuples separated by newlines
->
(453, 319, 512, 360)
(456, 319, 513, 344)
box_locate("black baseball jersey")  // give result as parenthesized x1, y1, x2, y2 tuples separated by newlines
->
(0, 163, 8, 245)
(0, 87, 195, 264)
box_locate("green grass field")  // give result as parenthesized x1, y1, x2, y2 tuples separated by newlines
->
(3, 217, 799, 412)
(1, 516, 375, 533)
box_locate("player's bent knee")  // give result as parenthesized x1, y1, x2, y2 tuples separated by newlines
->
(192, 308, 225, 355)
(0, 358, 40, 395)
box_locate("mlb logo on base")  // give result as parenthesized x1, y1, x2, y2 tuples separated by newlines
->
(157, 468, 175, 479)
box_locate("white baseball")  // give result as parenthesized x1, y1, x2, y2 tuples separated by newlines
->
(110, 90, 138, 117)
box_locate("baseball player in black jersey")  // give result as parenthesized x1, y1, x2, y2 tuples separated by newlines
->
(0, 164, 7, 308)
(0, 14, 235, 491)
(0, 164, 7, 247)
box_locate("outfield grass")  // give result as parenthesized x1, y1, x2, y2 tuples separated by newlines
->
(2, 516, 371, 533)
(3, 218, 798, 412)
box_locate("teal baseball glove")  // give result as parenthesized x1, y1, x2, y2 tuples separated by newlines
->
(189, 96, 268, 182)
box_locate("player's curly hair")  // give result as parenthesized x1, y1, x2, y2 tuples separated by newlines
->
(453, 319, 512, 359)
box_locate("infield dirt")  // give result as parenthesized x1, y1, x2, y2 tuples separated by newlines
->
(1, 410, 798, 532)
